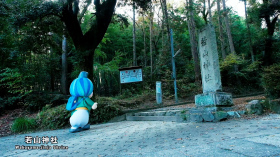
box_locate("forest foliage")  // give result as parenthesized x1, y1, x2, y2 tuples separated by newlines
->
(0, 0, 280, 115)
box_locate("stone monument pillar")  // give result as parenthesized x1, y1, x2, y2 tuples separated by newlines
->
(191, 24, 233, 122)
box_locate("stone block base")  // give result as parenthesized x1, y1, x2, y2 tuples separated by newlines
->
(195, 92, 233, 107)
(189, 108, 232, 122)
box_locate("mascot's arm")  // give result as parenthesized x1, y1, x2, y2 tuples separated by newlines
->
(88, 92, 97, 109)
(92, 102, 98, 110)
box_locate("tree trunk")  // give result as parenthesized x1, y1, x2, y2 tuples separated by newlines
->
(201, 0, 208, 23)
(50, 49, 55, 92)
(222, 0, 235, 54)
(61, 35, 68, 95)
(162, 22, 164, 53)
(62, 0, 117, 81)
(149, 8, 153, 79)
(222, 0, 240, 85)
(83, 52, 94, 80)
(143, 15, 147, 67)
(161, 0, 171, 41)
(187, 0, 201, 83)
(133, 2, 136, 66)
(264, 37, 274, 66)
(262, 0, 279, 66)
(217, 0, 226, 59)
(208, 0, 212, 23)
(263, 14, 278, 66)
(244, 0, 254, 62)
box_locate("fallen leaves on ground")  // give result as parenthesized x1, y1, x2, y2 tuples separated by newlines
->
(0, 108, 37, 137)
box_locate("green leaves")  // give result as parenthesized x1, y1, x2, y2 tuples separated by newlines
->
(262, 63, 280, 99)
(220, 54, 263, 88)
(11, 117, 36, 133)
(220, 53, 245, 71)
(37, 105, 70, 130)
(119, 0, 152, 12)
(0, 68, 33, 95)
(12, 0, 62, 27)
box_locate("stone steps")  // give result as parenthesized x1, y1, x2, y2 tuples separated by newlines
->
(125, 109, 187, 122)
(125, 110, 243, 122)
(109, 107, 244, 123)
(126, 116, 178, 121)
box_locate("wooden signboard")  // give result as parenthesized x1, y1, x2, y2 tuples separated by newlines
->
(119, 66, 143, 84)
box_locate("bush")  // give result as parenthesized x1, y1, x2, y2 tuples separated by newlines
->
(24, 91, 52, 112)
(11, 117, 36, 133)
(89, 103, 123, 124)
(36, 105, 70, 130)
(0, 95, 22, 111)
(0, 68, 33, 109)
(220, 54, 262, 90)
(262, 63, 280, 99)
(0, 68, 33, 95)
(178, 81, 201, 98)
(118, 83, 144, 99)
(36, 102, 122, 130)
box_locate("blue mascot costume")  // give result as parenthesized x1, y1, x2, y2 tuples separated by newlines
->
(67, 71, 98, 133)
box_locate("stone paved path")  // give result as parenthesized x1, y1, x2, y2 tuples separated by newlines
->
(1, 114, 280, 157)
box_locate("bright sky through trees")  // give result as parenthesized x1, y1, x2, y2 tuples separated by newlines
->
(115, 0, 246, 21)
(227, 0, 245, 17)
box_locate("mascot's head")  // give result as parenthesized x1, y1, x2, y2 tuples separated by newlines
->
(69, 71, 93, 97)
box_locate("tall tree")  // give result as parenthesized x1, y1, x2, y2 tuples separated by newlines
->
(186, 0, 201, 83)
(198, 0, 208, 23)
(149, 5, 154, 79)
(208, 0, 212, 22)
(217, 0, 226, 59)
(240, 0, 254, 62)
(133, 1, 137, 66)
(61, 0, 117, 80)
(222, 0, 236, 54)
(61, 34, 68, 94)
(259, 0, 280, 65)
(15, 0, 152, 81)
(197, 0, 215, 23)
(141, 14, 147, 67)
(161, 0, 171, 41)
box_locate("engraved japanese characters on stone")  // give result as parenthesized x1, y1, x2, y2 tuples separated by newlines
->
(201, 36, 207, 46)
(203, 60, 211, 69)
(203, 50, 209, 58)
(198, 24, 222, 93)
(205, 74, 212, 83)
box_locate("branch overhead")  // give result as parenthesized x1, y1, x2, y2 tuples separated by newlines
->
(14, 2, 62, 27)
